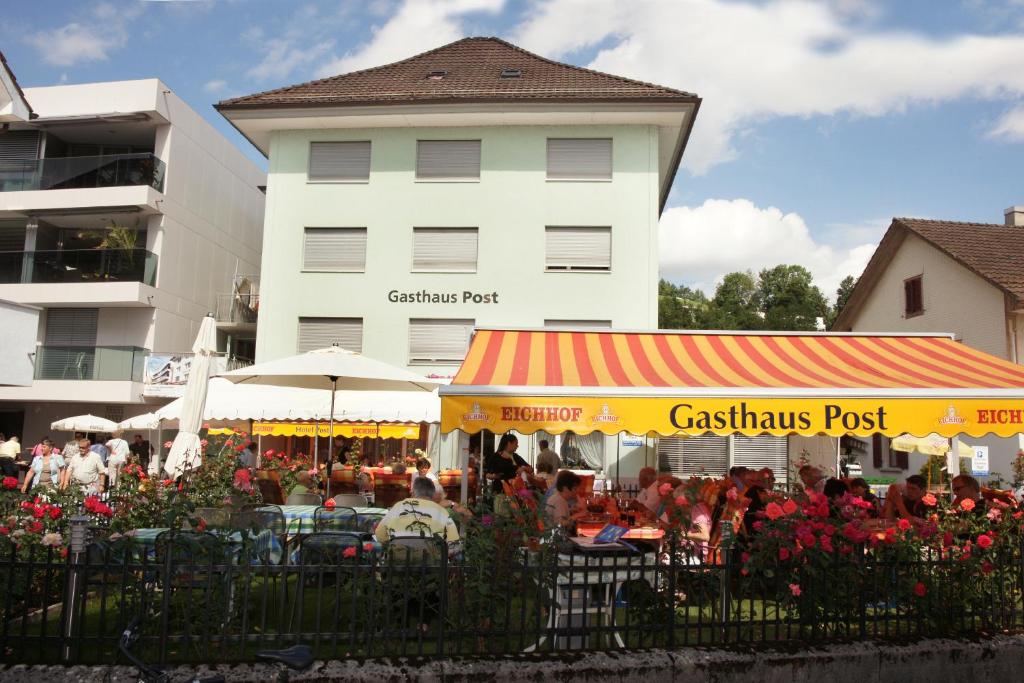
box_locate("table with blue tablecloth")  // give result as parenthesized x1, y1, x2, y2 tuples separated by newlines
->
(126, 527, 280, 564)
(267, 505, 387, 535)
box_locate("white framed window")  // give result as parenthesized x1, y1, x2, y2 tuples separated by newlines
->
(546, 138, 612, 180)
(302, 228, 367, 272)
(308, 141, 371, 182)
(415, 140, 481, 181)
(409, 318, 474, 364)
(658, 435, 729, 478)
(544, 319, 612, 329)
(297, 317, 363, 354)
(412, 228, 478, 272)
(545, 226, 611, 272)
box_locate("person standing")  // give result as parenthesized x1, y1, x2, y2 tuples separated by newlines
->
(535, 439, 561, 472)
(0, 434, 19, 479)
(106, 432, 130, 488)
(90, 436, 110, 466)
(21, 439, 64, 493)
(63, 439, 106, 494)
(484, 433, 531, 494)
(62, 432, 85, 462)
(128, 434, 153, 472)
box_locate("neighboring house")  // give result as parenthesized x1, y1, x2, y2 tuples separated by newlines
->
(832, 209, 1024, 483)
(0, 54, 265, 447)
(217, 36, 700, 473)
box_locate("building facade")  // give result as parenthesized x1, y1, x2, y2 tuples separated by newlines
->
(0, 55, 265, 445)
(833, 212, 1024, 484)
(218, 37, 699, 472)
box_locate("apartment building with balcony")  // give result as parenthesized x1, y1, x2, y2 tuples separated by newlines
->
(0, 54, 265, 443)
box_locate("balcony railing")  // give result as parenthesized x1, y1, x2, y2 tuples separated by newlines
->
(215, 292, 259, 325)
(34, 345, 147, 381)
(0, 248, 157, 286)
(0, 153, 165, 193)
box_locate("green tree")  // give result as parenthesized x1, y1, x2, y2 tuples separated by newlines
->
(658, 279, 709, 329)
(705, 271, 762, 330)
(756, 265, 828, 331)
(826, 275, 857, 329)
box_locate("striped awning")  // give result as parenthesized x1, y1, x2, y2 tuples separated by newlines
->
(440, 329, 1024, 438)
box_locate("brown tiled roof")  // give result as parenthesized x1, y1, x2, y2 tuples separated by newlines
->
(894, 217, 1024, 301)
(217, 37, 698, 110)
(0, 50, 35, 118)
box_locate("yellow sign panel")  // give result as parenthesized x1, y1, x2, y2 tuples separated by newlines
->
(441, 395, 1024, 438)
(253, 422, 421, 439)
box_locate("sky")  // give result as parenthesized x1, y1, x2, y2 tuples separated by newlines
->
(3, 0, 1024, 300)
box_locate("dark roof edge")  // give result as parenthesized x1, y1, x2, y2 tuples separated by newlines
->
(216, 36, 699, 109)
(0, 50, 36, 119)
(660, 96, 701, 216)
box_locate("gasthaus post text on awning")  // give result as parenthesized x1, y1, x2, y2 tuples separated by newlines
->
(439, 329, 1024, 438)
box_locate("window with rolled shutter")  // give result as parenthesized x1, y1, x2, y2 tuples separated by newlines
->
(302, 228, 367, 271)
(409, 319, 473, 364)
(297, 317, 363, 353)
(45, 308, 98, 345)
(544, 319, 612, 329)
(415, 140, 480, 180)
(546, 138, 612, 180)
(0, 131, 41, 161)
(658, 435, 729, 478)
(732, 435, 789, 485)
(412, 228, 478, 272)
(308, 141, 371, 182)
(545, 227, 611, 271)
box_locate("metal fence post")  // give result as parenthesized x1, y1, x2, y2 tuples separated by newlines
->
(61, 513, 90, 663)
(718, 520, 734, 642)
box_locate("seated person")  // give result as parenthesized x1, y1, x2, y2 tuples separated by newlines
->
(823, 478, 849, 517)
(535, 461, 557, 491)
(290, 471, 313, 496)
(391, 462, 408, 475)
(633, 467, 661, 516)
(741, 485, 770, 538)
(411, 457, 439, 486)
(545, 470, 587, 531)
(883, 474, 928, 522)
(951, 474, 986, 515)
(758, 467, 776, 491)
(374, 477, 460, 546)
(849, 478, 880, 517)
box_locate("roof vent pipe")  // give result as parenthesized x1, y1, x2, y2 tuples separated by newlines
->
(1005, 205, 1024, 227)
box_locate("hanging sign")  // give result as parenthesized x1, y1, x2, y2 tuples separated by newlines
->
(971, 446, 989, 476)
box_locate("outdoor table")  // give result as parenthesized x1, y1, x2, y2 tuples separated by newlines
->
(267, 505, 387, 535)
(126, 527, 279, 564)
(524, 541, 658, 652)
(576, 523, 665, 541)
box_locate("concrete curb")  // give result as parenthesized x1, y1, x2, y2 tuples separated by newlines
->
(4, 636, 1024, 682)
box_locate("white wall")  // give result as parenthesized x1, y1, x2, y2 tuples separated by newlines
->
(0, 300, 39, 386)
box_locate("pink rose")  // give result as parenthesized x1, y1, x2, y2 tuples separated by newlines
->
(976, 534, 993, 549)
(765, 502, 784, 520)
(658, 483, 673, 496)
(782, 499, 798, 515)
(789, 583, 801, 597)
(674, 495, 690, 507)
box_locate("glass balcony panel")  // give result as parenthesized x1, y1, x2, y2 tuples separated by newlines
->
(0, 153, 165, 193)
(34, 346, 148, 381)
(0, 249, 157, 285)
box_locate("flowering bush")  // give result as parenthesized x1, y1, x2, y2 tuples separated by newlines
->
(260, 449, 314, 494)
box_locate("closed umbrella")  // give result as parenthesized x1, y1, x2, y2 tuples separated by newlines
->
(51, 414, 119, 433)
(218, 345, 438, 470)
(164, 315, 217, 478)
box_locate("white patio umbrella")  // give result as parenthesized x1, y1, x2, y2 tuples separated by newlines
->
(51, 414, 119, 433)
(218, 345, 438, 469)
(163, 315, 217, 478)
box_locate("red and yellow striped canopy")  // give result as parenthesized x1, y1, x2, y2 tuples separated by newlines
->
(441, 329, 1024, 437)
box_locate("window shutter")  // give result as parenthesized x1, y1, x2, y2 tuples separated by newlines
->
(543, 320, 612, 329)
(657, 435, 729, 478)
(545, 227, 611, 271)
(308, 141, 371, 181)
(872, 434, 883, 468)
(409, 319, 474, 364)
(412, 228, 478, 271)
(732, 436, 789, 486)
(0, 131, 41, 161)
(895, 447, 909, 470)
(45, 308, 98, 345)
(303, 228, 367, 271)
(546, 138, 612, 180)
(297, 317, 363, 353)
(416, 140, 481, 180)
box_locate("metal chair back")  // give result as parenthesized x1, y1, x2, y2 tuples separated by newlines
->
(286, 492, 323, 506)
(298, 531, 366, 565)
(313, 505, 358, 532)
(331, 493, 368, 507)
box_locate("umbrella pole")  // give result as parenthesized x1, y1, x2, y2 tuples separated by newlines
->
(326, 376, 337, 497)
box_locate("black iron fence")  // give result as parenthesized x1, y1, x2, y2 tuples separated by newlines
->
(3, 532, 1023, 666)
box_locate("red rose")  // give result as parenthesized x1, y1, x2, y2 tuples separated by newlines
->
(913, 582, 927, 597)
(342, 546, 357, 558)
(325, 499, 336, 509)
(196, 518, 208, 532)
(49, 507, 61, 520)
(976, 534, 993, 549)
(2, 476, 17, 490)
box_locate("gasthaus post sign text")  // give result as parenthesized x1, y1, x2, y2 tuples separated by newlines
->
(441, 396, 1024, 438)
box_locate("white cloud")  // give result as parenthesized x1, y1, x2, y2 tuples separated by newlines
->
(26, 23, 112, 66)
(247, 39, 335, 81)
(203, 79, 227, 94)
(316, 0, 504, 77)
(659, 198, 881, 300)
(512, 0, 1024, 174)
(988, 104, 1024, 141)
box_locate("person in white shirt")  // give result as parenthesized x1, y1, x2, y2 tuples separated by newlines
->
(545, 470, 586, 530)
(106, 432, 130, 488)
(63, 439, 107, 494)
(535, 439, 561, 472)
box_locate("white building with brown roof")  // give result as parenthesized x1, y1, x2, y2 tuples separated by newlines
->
(832, 208, 1024, 482)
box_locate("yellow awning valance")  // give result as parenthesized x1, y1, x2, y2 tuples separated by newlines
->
(440, 329, 1024, 438)
(253, 422, 421, 439)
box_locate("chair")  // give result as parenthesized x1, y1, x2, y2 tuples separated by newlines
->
(234, 504, 288, 564)
(298, 531, 367, 565)
(63, 352, 87, 380)
(154, 530, 228, 586)
(354, 511, 385, 536)
(328, 467, 360, 496)
(193, 507, 232, 530)
(286, 492, 323, 506)
(256, 478, 285, 505)
(439, 469, 478, 503)
(313, 505, 358, 532)
(374, 472, 411, 508)
(331, 493, 368, 507)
